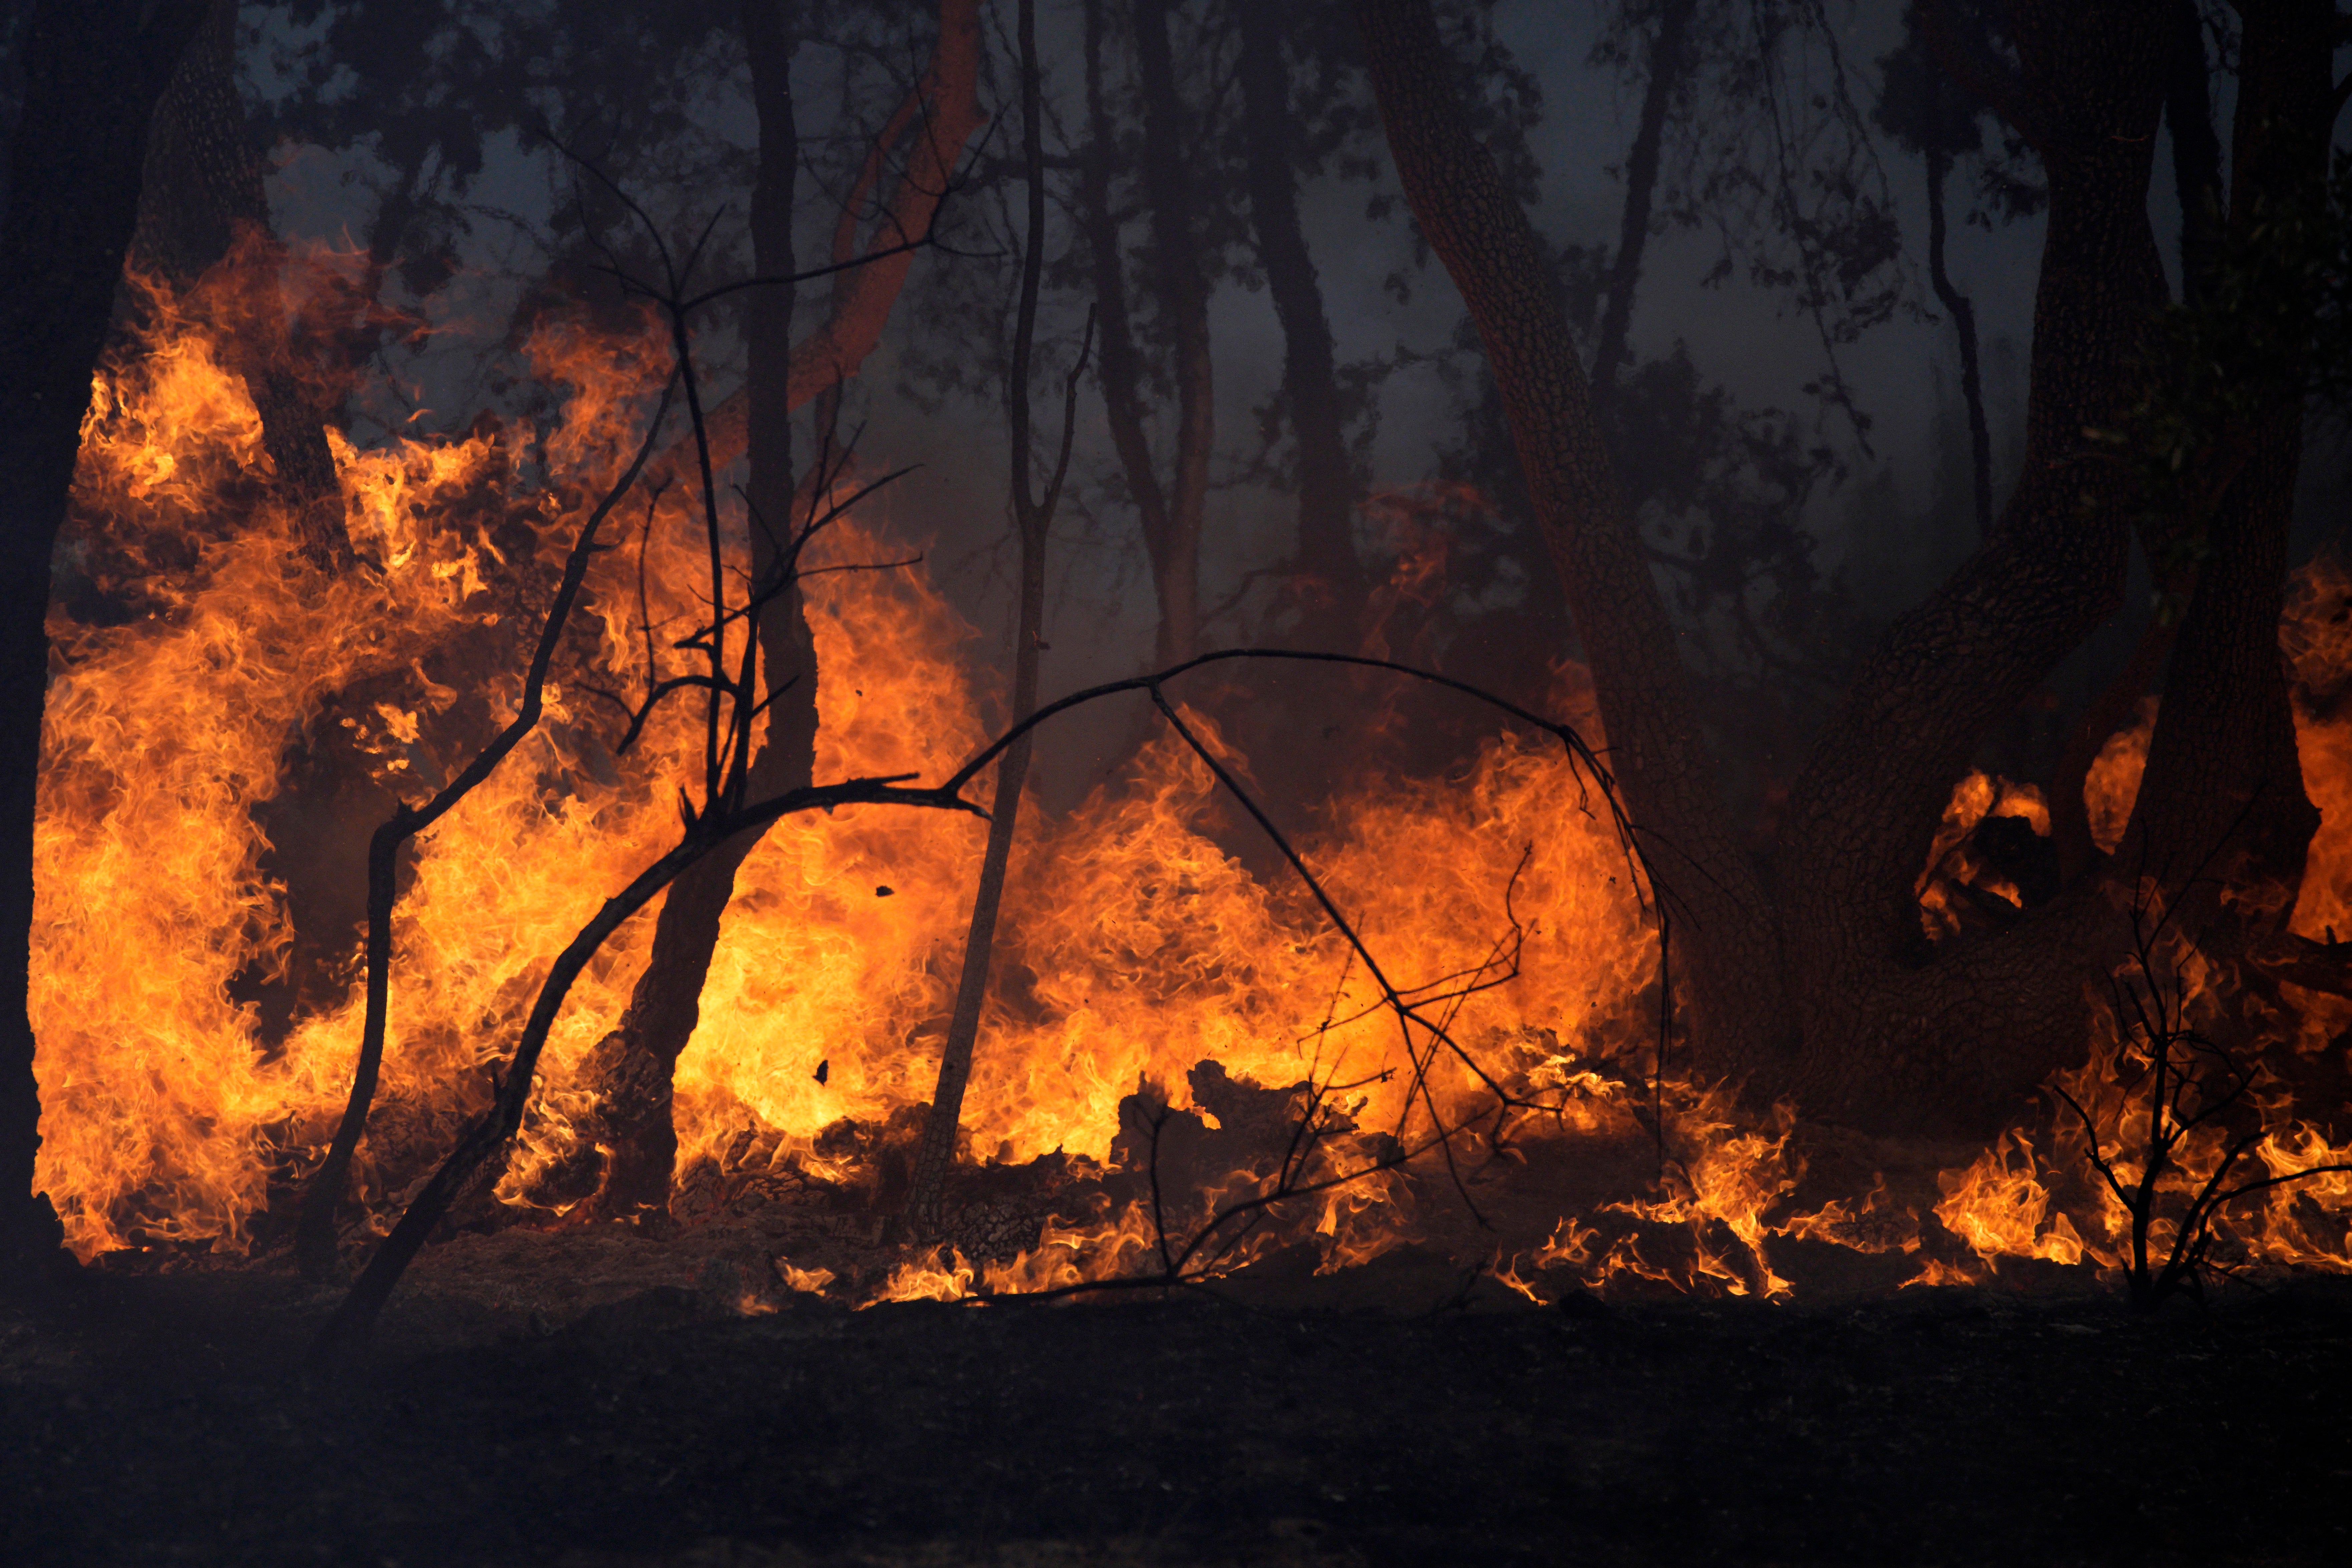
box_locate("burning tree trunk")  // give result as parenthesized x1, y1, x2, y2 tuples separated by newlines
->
(1354, 0, 2332, 1138)
(1234, 0, 1364, 652)
(0, 0, 208, 1279)
(128, 0, 353, 572)
(579, 0, 982, 1219)
(1080, 0, 1213, 669)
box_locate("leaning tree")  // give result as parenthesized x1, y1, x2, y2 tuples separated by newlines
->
(1355, 0, 2342, 1138)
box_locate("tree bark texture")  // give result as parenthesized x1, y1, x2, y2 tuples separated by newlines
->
(1235, 0, 1364, 651)
(130, 0, 352, 570)
(0, 0, 208, 1273)
(1356, 0, 2321, 1137)
(1352, 0, 1784, 1107)
(2046, 1, 2229, 875)
(2116, 0, 2332, 924)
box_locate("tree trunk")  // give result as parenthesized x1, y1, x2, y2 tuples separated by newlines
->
(1356, 0, 2304, 1138)
(0, 0, 208, 1279)
(584, 0, 818, 1218)
(1923, 138, 1993, 541)
(640, 0, 985, 493)
(1082, 0, 1212, 671)
(1589, 0, 1694, 423)
(906, 0, 1073, 1237)
(2047, 0, 2229, 873)
(1132, 0, 1211, 667)
(2161, 0, 2223, 306)
(1235, 0, 1363, 651)
(130, 0, 353, 571)
(1353, 0, 1783, 1104)
(2116, 0, 2331, 925)
(583, 0, 983, 1218)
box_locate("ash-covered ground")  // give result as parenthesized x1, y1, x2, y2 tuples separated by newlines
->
(2, 1232, 2347, 1568)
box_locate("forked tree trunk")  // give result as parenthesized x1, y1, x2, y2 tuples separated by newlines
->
(581, 0, 983, 1218)
(1588, 0, 1694, 424)
(1234, 0, 1364, 651)
(0, 0, 209, 1279)
(1356, 0, 2326, 1138)
(1081, 0, 1212, 670)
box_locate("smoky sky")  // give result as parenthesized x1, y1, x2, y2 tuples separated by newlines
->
(22, 2, 2352, 801)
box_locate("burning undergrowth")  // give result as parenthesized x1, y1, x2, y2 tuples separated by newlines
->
(29, 253, 2352, 1318)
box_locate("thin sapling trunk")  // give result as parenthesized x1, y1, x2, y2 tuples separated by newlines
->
(906, 0, 1089, 1236)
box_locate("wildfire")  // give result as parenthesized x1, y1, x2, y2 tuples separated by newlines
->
(28, 255, 2352, 1306)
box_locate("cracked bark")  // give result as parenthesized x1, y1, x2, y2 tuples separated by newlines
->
(1359, 0, 2323, 1137)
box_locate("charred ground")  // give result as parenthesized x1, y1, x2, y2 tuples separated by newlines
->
(2, 1256, 2348, 1567)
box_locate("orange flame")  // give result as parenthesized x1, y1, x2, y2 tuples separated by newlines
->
(29, 253, 2352, 1304)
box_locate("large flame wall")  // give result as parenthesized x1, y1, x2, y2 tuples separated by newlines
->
(34, 283, 1656, 1262)
(32, 268, 2352, 1297)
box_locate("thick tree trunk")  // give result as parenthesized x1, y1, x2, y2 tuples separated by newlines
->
(1358, 0, 2305, 1138)
(1757, 2, 2183, 1132)
(0, 0, 208, 1279)
(1352, 0, 1785, 1101)
(1235, 0, 1363, 650)
(2049, 0, 2233, 875)
(2117, 0, 2331, 923)
(130, 0, 352, 571)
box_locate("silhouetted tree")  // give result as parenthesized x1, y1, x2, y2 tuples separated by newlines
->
(0, 0, 208, 1283)
(1356, 0, 2339, 1137)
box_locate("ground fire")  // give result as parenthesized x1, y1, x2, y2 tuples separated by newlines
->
(10, 4, 2352, 1564)
(31, 242, 2352, 1314)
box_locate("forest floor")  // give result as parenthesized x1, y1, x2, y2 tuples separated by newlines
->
(1, 1228, 2348, 1568)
